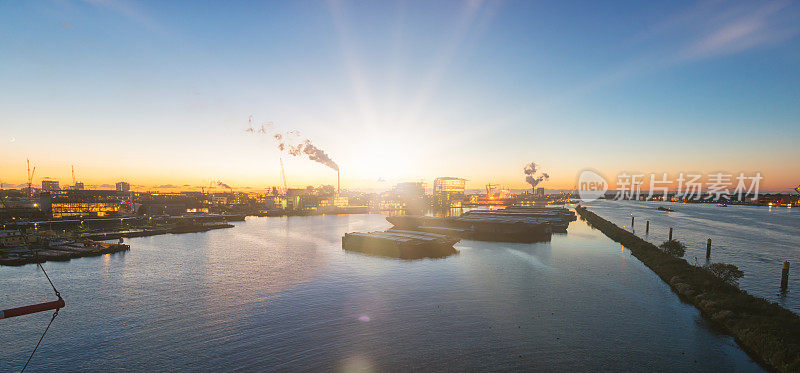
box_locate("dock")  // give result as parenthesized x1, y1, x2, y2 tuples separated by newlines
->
(0, 240, 130, 266)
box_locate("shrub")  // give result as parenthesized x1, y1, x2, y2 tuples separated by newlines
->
(659, 239, 686, 257)
(707, 263, 744, 287)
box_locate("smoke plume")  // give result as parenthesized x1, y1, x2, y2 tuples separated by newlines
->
(246, 116, 338, 171)
(217, 181, 232, 189)
(523, 162, 549, 188)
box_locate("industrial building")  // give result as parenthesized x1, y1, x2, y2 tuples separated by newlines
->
(40, 190, 132, 218)
(433, 177, 466, 208)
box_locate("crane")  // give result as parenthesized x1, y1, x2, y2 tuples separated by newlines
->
(279, 157, 288, 194)
(26, 159, 36, 197)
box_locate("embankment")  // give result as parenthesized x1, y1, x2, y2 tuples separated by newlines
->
(576, 206, 800, 372)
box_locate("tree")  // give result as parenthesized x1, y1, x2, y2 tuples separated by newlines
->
(659, 239, 686, 257)
(707, 263, 744, 287)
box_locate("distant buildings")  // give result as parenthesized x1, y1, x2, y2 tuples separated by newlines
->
(536, 187, 545, 197)
(73, 182, 85, 190)
(388, 181, 427, 210)
(116, 181, 131, 192)
(42, 180, 60, 191)
(433, 177, 466, 208)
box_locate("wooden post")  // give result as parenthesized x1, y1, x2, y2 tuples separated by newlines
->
(781, 261, 790, 291)
(645, 220, 650, 234)
(631, 216, 634, 229)
(1, 298, 65, 319)
(706, 239, 711, 260)
(668, 227, 673, 241)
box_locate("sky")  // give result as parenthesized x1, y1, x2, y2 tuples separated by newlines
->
(1, 0, 799, 192)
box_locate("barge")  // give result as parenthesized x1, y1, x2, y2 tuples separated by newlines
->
(462, 206, 576, 233)
(386, 215, 553, 243)
(342, 230, 459, 259)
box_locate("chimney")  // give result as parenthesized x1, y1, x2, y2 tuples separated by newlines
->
(337, 170, 340, 195)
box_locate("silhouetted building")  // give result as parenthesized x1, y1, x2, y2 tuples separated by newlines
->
(42, 180, 60, 191)
(392, 181, 427, 210)
(116, 181, 131, 192)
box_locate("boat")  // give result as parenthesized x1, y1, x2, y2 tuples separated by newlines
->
(342, 230, 459, 259)
(717, 203, 728, 207)
(656, 206, 674, 212)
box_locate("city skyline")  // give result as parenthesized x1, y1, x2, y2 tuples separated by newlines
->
(2, 1, 799, 191)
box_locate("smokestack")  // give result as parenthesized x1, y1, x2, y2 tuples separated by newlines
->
(337, 170, 340, 195)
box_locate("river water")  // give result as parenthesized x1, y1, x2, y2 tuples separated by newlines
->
(582, 200, 800, 314)
(1, 214, 763, 371)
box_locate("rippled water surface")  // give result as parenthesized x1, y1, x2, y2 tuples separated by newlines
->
(583, 200, 800, 314)
(1, 214, 762, 371)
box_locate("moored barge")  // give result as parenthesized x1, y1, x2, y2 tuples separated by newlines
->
(342, 230, 459, 259)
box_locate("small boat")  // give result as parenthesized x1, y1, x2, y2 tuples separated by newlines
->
(717, 203, 728, 207)
(656, 206, 674, 212)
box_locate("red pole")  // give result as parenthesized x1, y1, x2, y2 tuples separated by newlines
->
(1, 298, 64, 319)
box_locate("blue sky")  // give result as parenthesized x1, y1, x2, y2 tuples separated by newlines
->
(1, 0, 798, 191)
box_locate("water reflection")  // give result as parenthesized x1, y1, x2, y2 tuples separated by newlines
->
(0, 213, 764, 371)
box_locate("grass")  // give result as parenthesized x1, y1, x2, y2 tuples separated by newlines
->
(576, 206, 800, 372)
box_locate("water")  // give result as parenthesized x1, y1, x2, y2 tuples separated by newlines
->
(583, 200, 800, 314)
(1, 214, 762, 371)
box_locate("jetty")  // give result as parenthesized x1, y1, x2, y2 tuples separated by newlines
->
(576, 205, 800, 372)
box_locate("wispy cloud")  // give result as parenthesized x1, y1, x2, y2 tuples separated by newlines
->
(81, 0, 160, 31)
(668, 0, 799, 62)
(472, 0, 800, 136)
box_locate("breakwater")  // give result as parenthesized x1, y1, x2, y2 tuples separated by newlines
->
(576, 206, 800, 372)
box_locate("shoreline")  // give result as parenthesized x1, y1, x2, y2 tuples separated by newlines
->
(575, 205, 800, 372)
(0, 223, 234, 266)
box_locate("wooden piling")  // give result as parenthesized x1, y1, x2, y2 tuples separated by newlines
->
(631, 216, 634, 229)
(645, 220, 649, 234)
(706, 238, 711, 260)
(668, 227, 673, 241)
(781, 261, 790, 291)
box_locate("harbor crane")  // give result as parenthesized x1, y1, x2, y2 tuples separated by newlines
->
(26, 159, 36, 197)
